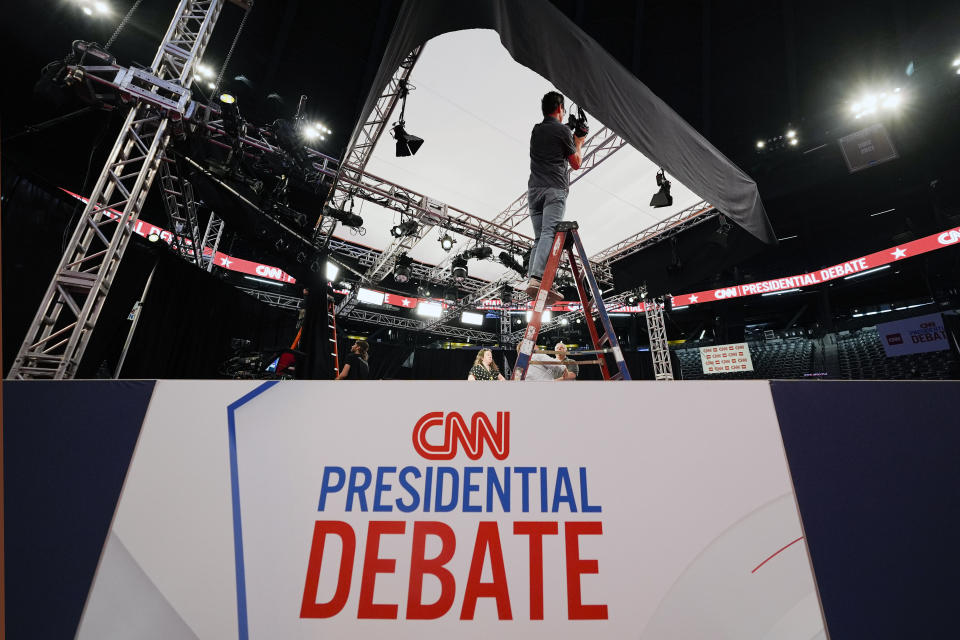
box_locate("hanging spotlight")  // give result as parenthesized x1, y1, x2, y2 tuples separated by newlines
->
(451, 255, 469, 282)
(417, 284, 432, 298)
(393, 254, 413, 283)
(498, 251, 526, 277)
(392, 123, 424, 157)
(438, 233, 456, 252)
(391, 219, 419, 238)
(147, 232, 161, 243)
(650, 169, 673, 208)
(391, 81, 424, 157)
(626, 293, 640, 305)
(218, 94, 241, 136)
(462, 246, 493, 260)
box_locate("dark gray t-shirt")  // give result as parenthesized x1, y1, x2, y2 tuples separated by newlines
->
(528, 117, 576, 191)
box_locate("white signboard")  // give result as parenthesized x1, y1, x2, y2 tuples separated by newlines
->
(699, 342, 754, 374)
(877, 312, 950, 357)
(77, 381, 821, 639)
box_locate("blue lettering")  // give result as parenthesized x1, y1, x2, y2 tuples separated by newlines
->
(486, 467, 510, 512)
(551, 467, 577, 512)
(515, 467, 536, 513)
(346, 467, 372, 512)
(580, 467, 602, 513)
(373, 466, 396, 512)
(462, 467, 482, 512)
(435, 466, 459, 512)
(318, 466, 345, 511)
(396, 466, 421, 513)
(423, 466, 433, 513)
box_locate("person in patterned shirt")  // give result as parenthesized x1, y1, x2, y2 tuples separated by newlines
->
(467, 349, 505, 381)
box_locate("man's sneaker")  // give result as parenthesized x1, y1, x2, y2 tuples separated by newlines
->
(524, 277, 541, 297)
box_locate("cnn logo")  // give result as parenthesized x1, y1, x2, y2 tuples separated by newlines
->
(412, 411, 510, 460)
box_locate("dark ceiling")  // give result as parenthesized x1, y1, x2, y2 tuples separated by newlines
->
(2, 0, 959, 336)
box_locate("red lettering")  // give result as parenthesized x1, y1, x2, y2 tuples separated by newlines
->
(357, 521, 406, 619)
(300, 521, 355, 618)
(461, 522, 512, 620)
(514, 521, 559, 620)
(407, 522, 457, 619)
(565, 522, 608, 620)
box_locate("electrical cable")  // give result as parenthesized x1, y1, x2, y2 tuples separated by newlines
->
(212, 1, 255, 99)
(105, 0, 146, 52)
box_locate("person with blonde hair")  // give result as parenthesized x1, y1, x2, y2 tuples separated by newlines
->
(467, 348, 505, 381)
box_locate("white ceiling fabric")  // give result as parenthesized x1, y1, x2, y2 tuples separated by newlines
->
(336, 29, 704, 284)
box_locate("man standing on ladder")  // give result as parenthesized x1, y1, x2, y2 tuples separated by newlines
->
(524, 91, 586, 302)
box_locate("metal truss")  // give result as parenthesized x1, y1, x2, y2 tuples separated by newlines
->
(200, 212, 225, 272)
(644, 297, 674, 380)
(344, 308, 497, 343)
(364, 221, 434, 283)
(10, 0, 225, 379)
(237, 287, 303, 310)
(158, 157, 203, 266)
(318, 46, 424, 238)
(505, 290, 633, 342)
(591, 200, 716, 264)
(422, 274, 521, 332)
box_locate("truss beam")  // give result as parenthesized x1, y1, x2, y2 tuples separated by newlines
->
(9, 0, 226, 380)
(645, 297, 674, 380)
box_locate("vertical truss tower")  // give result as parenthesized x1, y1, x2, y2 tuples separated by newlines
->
(9, 0, 225, 379)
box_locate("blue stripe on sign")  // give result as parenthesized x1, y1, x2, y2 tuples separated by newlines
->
(227, 380, 280, 640)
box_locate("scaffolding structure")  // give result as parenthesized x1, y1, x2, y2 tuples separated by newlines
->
(645, 297, 675, 380)
(9, 3, 712, 380)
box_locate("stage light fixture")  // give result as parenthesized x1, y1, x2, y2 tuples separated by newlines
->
(147, 232, 160, 243)
(392, 123, 424, 157)
(650, 169, 673, 208)
(756, 140, 765, 149)
(417, 301, 443, 318)
(325, 261, 339, 281)
(498, 284, 513, 303)
(786, 129, 797, 139)
(462, 246, 493, 260)
(417, 285, 432, 298)
(94, 1, 110, 14)
(626, 293, 640, 305)
(498, 251, 526, 277)
(391, 80, 424, 157)
(82, 6, 93, 16)
(451, 255, 469, 282)
(560, 318, 569, 326)
(197, 63, 214, 79)
(461, 311, 484, 326)
(439, 233, 455, 252)
(322, 205, 364, 229)
(393, 254, 413, 283)
(391, 219, 419, 238)
(788, 137, 798, 146)
(219, 93, 236, 105)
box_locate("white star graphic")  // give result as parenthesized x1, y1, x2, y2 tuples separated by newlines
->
(689, 294, 698, 303)
(220, 256, 233, 267)
(891, 247, 906, 259)
(401, 298, 411, 307)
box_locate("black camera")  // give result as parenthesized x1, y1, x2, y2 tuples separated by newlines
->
(566, 105, 589, 138)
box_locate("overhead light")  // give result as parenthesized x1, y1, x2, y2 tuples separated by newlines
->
(244, 275, 284, 287)
(650, 169, 672, 208)
(451, 255, 468, 282)
(844, 264, 890, 280)
(761, 288, 801, 296)
(756, 140, 765, 149)
(560, 318, 569, 325)
(525, 310, 552, 322)
(392, 122, 423, 157)
(147, 232, 160, 243)
(417, 301, 443, 318)
(197, 63, 214, 78)
(94, 1, 109, 14)
(498, 251, 526, 276)
(417, 285, 432, 298)
(302, 126, 320, 140)
(219, 93, 236, 105)
(952, 58, 960, 68)
(391, 219, 419, 238)
(786, 129, 797, 139)
(438, 233, 455, 252)
(357, 288, 385, 306)
(325, 261, 339, 281)
(462, 246, 493, 260)
(207, 82, 215, 90)
(82, 5, 93, 15)
(788, 138, 798, 146)
(626, 293, 640, 305)
(393, 254, 413, 283)
(461, 311, 484, 326)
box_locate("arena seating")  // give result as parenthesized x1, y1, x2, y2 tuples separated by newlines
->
(673, 326, 957, 380)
